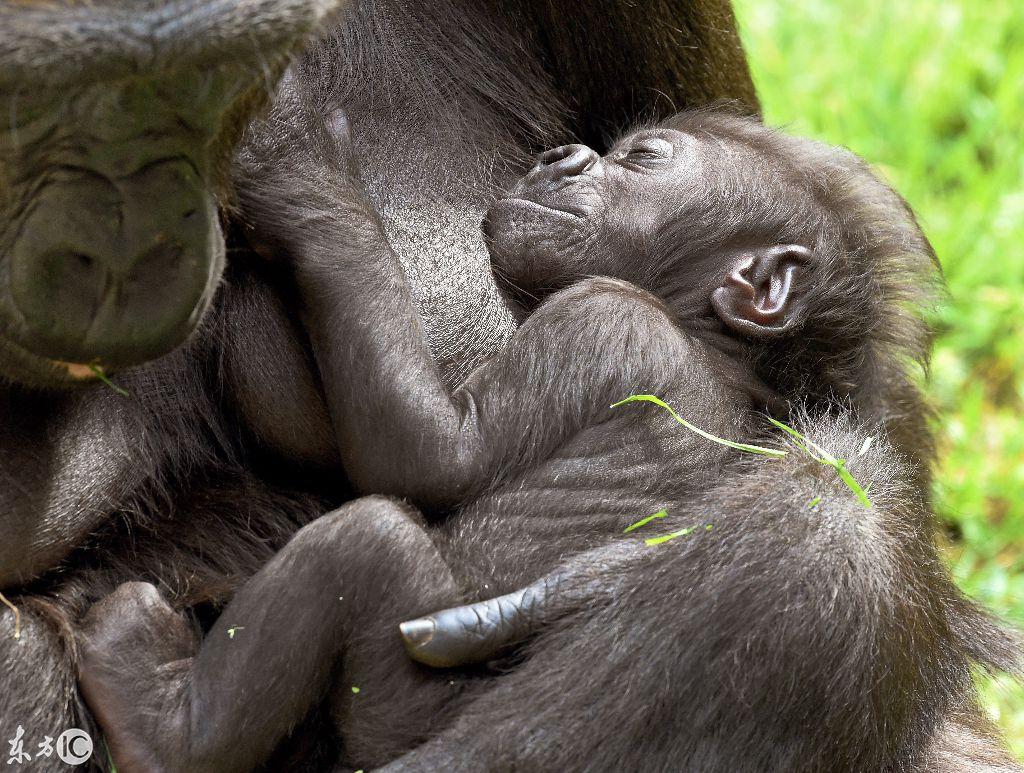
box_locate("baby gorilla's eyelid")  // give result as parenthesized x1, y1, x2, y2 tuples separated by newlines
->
(629, 136, 674, 157)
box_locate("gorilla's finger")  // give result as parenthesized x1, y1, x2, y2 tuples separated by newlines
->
(399, 572, 563, 668)
(401, 540, 642, 668)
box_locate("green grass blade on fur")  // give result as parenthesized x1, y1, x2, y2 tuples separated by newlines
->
(88, 364, 130, 397)
(644, 522, 714, 546)
(766, 417, 873, 508)
(836, 463, 873, 508)
(645, 526, 697, 546)
(624, 509, 668, 533)
(764, 416, 830, 462)
(611, 395, 787, 457)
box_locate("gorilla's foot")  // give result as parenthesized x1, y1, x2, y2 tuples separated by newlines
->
(78, 582, 196, 773)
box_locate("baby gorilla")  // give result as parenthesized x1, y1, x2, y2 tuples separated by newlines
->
(78, 110, 937, 772)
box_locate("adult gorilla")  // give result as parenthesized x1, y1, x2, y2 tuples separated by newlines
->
(0, 1, 1017, 772)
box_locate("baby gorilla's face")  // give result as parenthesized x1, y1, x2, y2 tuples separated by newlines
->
(484, 128, 704, 299)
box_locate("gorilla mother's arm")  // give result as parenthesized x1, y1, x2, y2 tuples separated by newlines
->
(248, 179, 485, 506)
(386, 417, 1016, 771)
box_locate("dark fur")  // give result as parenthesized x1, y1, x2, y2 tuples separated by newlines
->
(1, 2, 769, 772)
(79, 111, 1021, 772)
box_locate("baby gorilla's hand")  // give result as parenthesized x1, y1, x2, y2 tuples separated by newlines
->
(235, 102, 382, 270)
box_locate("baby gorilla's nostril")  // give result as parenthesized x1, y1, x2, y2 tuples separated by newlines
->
(74, 253, 95, 270)
(539, 145, 575, 166)
(538, 144, 598, 180)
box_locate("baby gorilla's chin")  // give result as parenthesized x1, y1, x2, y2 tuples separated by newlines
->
(483, 197, 570, 298)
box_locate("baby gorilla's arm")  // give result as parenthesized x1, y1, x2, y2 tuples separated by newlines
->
(240, 111, 700, 512)
(239, 109, 485, 509)
(78, 497, 462, 773)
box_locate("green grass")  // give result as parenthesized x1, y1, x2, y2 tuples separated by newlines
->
(733, 0, 1024, 756)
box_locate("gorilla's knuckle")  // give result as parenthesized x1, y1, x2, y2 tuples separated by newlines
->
(293, 497, 426, 561)
(549, 276, 673, 324)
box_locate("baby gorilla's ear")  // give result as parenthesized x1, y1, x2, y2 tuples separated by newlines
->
(710, 245, 811, 337)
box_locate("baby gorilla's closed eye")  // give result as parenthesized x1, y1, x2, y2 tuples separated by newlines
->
(620, 135, 675, 165)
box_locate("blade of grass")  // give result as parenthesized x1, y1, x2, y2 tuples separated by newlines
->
(835, 463, 873, 509)
(644, 522, 714, 546)
(612, 395, 787, 457)
(624, 509, 669, 533)
(0, 591, 21, 640)
(765, 416, 831, 462)
(615, 395, 872, 508)
(766, 417, 872, 508)
(89, 365, 129, 397)
(645, 526, 697, 546)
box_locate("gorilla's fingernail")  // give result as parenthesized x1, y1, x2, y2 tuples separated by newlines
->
(400, 618, 435, 647)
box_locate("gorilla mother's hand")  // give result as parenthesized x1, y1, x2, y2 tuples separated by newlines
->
(236, 94, 368, 265)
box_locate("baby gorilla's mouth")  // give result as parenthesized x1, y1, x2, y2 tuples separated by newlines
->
(482, 196, 582, 258)
(489, 196, 585, 220)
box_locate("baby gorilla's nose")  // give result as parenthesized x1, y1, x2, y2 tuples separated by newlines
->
(536, 144, 599, 180)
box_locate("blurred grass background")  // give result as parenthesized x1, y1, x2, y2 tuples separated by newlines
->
(732, 0, 1024, 756)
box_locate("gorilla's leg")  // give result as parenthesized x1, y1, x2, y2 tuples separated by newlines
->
(1, 600, 88, 773)
(77, 497, 461, 773)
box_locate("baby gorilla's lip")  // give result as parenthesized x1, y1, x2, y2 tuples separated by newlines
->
(493, 195, 585, 219)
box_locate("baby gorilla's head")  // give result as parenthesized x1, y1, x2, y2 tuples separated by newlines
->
(484, 109, 940, 408)
(485, 116, 817, 336)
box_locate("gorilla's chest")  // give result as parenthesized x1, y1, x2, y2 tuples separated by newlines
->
(352, 131, 526, 387)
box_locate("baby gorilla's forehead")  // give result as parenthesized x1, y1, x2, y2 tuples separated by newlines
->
(663, 128, 805, 212)
(632, 131, 819, 267)
(657, 118, 808, 189)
